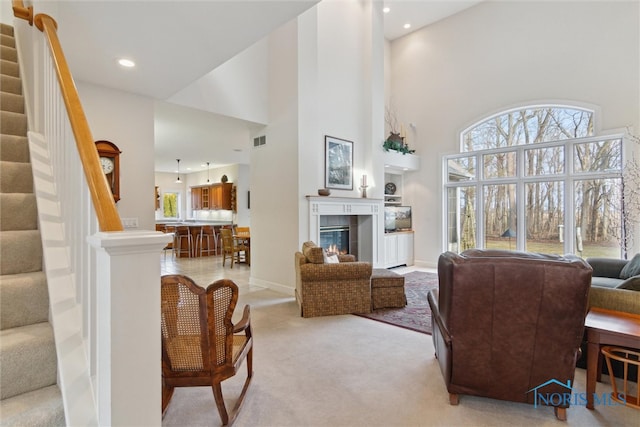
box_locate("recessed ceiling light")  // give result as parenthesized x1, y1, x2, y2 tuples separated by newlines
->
(233, 148, 242, 152)
(118, 58, 135, 68)
(403, 23, 411, 29)
(383, 7, 390, 13)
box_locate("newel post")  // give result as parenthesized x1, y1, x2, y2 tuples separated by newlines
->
(88, 230, 171, 426)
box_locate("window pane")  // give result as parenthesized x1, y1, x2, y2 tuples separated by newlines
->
(524, 146, 564, 176)
(447, 157, 475, 182)
(483, 183, 516, 250)
(574, 178, 622, 258)
(483, 151, 516, 179)
(525, 181, 564, 254)
(163, 193, 178, 218)
(574, 139, 622, 173)
(446, 186, 477, 252)
(462, 107, 593, 152)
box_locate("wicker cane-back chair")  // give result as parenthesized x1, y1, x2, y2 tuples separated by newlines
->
(161, 275, 253, 425)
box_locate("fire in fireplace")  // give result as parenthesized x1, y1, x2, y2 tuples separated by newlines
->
(319, 225, 350, 254)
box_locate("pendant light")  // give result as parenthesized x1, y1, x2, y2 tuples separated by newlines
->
(206, 162, 210, 183)
(175, 159, 182, 183)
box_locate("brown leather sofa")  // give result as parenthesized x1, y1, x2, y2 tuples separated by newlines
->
(427, 249, 592, 420)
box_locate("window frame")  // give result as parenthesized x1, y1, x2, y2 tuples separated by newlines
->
(443, 133, 625, 255)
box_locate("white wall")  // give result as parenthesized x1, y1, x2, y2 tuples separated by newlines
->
(235, 164, 251, 226)
(1, 2, 12, 24)
(390, 1, 640, 266)
(77, 82, 156, 231)
(168, 39, 269, 125)
(246, 0, 386, 293)
(315, 0, 371, 199)
(248, 19, 299, 294)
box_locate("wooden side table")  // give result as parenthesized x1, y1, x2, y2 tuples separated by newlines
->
(584, 307, 640, 409)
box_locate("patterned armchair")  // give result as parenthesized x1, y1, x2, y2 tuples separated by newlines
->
(294, 241, 372, 318)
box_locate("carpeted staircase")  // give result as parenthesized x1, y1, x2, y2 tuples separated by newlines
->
(0, 23, 65, 426)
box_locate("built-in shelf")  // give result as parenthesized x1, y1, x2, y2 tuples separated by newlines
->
(384, 172, 403, 207)
(384, 194, 402, 206)
(382, 152, 419, 268)
(383, 151, 420, 173)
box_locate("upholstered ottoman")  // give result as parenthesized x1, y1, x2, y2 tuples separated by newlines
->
(371, 269, 406, 310)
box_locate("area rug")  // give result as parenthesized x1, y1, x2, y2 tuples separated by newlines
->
(356, 271, 438, 335)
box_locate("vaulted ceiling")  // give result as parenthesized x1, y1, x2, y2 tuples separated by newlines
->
(48, 1, 482, 173)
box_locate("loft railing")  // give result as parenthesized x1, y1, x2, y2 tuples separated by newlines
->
(13, 0, 122, 232)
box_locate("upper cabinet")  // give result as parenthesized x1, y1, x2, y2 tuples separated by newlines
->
(192, 183, 233, 211)
(191, 187, 202, 210)
(211, 183, 232, 210)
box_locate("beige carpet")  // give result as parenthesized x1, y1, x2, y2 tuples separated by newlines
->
(160, 258, 638, 427)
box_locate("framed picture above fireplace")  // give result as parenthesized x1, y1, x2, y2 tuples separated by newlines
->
(325, 135, 353, 190)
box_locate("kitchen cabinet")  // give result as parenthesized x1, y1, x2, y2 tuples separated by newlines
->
(211, 183, 232, 210)
(191, 187, 202, 210)
(192, 183, 233, 210)
(201, 186, 210, 209)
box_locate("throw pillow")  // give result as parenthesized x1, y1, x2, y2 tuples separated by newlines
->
(617, 278, 640, 291)
(323, 250, 339, 264)
(619, 253, 640, 279)
(302, 241, 324, 264)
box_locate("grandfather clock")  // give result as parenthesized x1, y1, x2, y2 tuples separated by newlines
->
(95, 140, 121, 202)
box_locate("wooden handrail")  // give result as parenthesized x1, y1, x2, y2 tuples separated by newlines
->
(33, 13, 123, 231)
(12, 0, 33, 25)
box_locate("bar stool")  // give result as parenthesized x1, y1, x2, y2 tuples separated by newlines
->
(189, 225, 203, 256)
(174, 226, 192, 258)
(199, 225, 217, 257)
(163, 225, 175, 259)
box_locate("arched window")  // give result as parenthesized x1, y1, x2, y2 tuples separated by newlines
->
(444, 105, 624, 258)
(461, 106, 594, 152)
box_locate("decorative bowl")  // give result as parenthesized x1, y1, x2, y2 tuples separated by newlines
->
(318, 188, 331, 196)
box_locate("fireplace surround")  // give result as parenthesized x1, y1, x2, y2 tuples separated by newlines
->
(307, 196, 383, 264)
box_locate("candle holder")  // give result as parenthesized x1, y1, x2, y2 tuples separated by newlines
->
(360, 174, 368, 198)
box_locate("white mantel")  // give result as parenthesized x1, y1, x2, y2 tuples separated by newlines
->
(307, 196, 383, 265)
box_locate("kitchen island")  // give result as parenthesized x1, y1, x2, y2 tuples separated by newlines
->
(156, 221, 233, 258)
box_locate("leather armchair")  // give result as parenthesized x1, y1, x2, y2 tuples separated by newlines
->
(427, 249, 592, 420)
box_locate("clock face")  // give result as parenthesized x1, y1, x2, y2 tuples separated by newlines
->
(100, 157, 114, 174)
(385, 182, 397, 195)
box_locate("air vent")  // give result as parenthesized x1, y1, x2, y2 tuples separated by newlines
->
(253, 135, 266, 147)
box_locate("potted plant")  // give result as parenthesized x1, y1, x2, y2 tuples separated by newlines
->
(383, 106, 415, 155)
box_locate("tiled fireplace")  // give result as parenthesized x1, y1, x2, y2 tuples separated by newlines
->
(307, 196, 383, 264)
